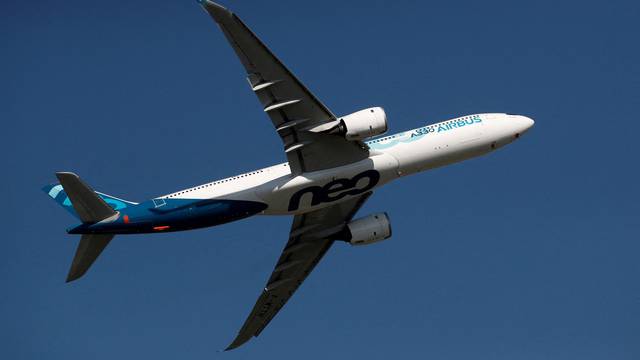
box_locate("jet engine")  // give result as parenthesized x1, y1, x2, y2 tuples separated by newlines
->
(346, 212, 392, 246)
(338, 107, 388, 141)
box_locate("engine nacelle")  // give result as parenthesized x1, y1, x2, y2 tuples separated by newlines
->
(339, 107, 388, 141)
(347, 212, 392, 246)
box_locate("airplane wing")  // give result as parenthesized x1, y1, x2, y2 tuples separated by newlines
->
(226, 192, 372, 350)
(201, 1, 369, 174)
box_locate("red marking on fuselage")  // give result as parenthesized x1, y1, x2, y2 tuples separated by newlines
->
(153, 225, 170, 231)
(123, 215, 130, 223)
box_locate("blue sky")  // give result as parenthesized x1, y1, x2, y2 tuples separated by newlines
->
(2, 0, 639, 358)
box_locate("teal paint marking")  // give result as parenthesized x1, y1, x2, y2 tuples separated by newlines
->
(48, 184, 64, 198)
(367, 115, 482, 150)
(51, 188, 130, 211)
(367, 132, 423, 150)
(101, 196, 127, 210)
(436, 115, 482, 133)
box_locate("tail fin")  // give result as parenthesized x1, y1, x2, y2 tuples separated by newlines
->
(43, 173, 137, 221)
(43, 172, 132, 282)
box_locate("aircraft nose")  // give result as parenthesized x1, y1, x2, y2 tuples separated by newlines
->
(514, 115, 534, 137)
(521, 116, 535, 130)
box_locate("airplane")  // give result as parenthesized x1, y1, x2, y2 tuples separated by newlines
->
(43, 1, 534, 351)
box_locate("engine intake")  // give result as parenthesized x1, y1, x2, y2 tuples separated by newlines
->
(347, 212, 392, 246)
(338, 107, 388, 141)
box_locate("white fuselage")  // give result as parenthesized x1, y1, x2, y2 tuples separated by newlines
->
(159, 113, 534, 215)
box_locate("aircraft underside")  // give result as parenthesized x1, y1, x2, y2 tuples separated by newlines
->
(42, 0, 534, 351)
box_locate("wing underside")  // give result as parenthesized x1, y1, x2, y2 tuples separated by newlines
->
(199, 1, 377, 349)
(226, 193, 372, 350)
(200, 1, 369, 174)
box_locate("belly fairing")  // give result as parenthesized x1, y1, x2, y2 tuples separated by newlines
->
(255, 153, 399, 215)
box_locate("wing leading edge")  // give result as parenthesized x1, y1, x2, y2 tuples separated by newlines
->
(200, 1, 369, 174)
(226, 193, 372, 350)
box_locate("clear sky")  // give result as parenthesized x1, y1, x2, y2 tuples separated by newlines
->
(2, 0, 639, 358)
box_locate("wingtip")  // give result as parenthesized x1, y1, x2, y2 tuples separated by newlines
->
(224, 334, 252, 351)
(199, 0, 233, 21)
(66, 268, 84, 283)
(224, 342, 240, 351)
(198, 0, 228, 12)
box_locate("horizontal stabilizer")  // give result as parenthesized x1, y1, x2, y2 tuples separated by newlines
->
(55, 172, 116, 223)
(67, 234, 114, 282)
